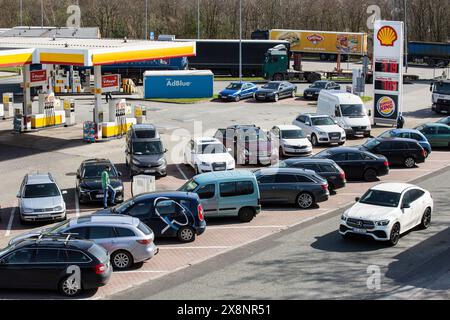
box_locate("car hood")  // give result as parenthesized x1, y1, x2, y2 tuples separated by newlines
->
(197, 153, 234, 163)
(347, 202, 398, 221)
(80, 178, 122, 189)
(342, 116, 371, 127)
(219, 89, 239, 96)
(304, 88, 321, 93)
(315, 125, 344, 133)
(21, 196, 63, 209)
(281, 138, 312, 147)
(256, 89, 277, 94)
(132, 154, 165, 165)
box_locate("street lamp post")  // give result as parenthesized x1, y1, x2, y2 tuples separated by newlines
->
(197, 0, 200, 39)
(145, 0, 148, 40)
(404, 0, 408, 73)
(19, 0, 23, 26)
(41, 0, 44, 27)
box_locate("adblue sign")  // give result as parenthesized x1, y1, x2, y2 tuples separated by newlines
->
(166, 79, 192, 87)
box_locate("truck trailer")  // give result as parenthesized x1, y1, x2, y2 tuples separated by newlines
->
(408, 41, 450, 67)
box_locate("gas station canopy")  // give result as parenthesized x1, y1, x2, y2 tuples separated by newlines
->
(0, 37, 196, 67)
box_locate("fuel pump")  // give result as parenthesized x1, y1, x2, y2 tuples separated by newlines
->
(134, 105, 147, 124)
(64, 99, 76, 126)
(109, 99, 127, 138)
(2, 93, 14, 120)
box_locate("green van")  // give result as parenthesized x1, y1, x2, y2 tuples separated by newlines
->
(178, 170, 261, 222)
(415, 123, 450, 148)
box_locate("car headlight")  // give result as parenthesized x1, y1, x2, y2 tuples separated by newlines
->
(227, 159, 235, 166)
(341, 214, 348, 221)
(54, 206, 63, 212)
(115, 186, 124, 192)
(157, 158, 166, 166)
(22, 208, 34, 214)
(376, 220, 390, 226)
(132, 159, 141, 165)
(343, 125, 352, 130)
(318, 131, 328, 137)
(79, 187, 89, 193)
(201, 161, 209, 166)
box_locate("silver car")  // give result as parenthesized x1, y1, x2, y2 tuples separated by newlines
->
(9, 214, 158, 270)
(17, 173, 67, 224)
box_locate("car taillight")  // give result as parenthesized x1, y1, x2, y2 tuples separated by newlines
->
(421, 148, 426, 158)
(339, 171, 346, 181)
(197, 204, 204, 221)
(322, 184, 329, 191)
(94, 263, 107, 275)
(137, 239, 151, 245)
(384, 161, 389, 167)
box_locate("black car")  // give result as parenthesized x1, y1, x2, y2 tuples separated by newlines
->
(96, 191, 206, 243)
(254, 81, 297, 102)
(313, 147, 390, 182)
(360, 138, 426, 168)
(125, 124, 168, 178)
(0, 236, 112, 297)
(278, 158, 346, 191)
(254, 168, 330, 209)
(76, 159, 124, 205)
(303, 81, 340, 100)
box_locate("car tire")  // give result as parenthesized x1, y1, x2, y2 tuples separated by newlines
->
(279, 147, 284, 158)
(111, 250, 134, 270)
(388, 223, 401, 246)
(363, 169, 378, 182)
(238, 207, 255, 223)
(420, 207, 432, 229)
(273, 94, 279, 102)
(404, 157, 416, 168)
(291, 90, 296, 98)
(234, 95, 241, 102)
(296, 192, 315, 209)
(59, 275, 82, 297)
(311, 134, 319, 147)
(177, 226, 196, 243)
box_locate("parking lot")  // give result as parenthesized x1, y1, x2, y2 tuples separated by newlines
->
(0, 74, 449, 299)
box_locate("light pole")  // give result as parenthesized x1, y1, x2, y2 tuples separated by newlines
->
(404, 0, 408, 73)
(41, 0, 44, 27)
(239, 0, 242, 82)
(145, 0, 148, 40)
(197, 0, 200, 39)
(19, 0, 23, 26)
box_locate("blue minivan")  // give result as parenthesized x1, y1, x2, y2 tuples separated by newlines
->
(178, 171, 261, 222)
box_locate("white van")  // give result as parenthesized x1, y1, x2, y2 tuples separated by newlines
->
(317, 90, 371, 138)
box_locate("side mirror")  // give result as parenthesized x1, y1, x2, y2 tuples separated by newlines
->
(62, 190, 68, 195)
(355, 197, 360, 202)
(430, 84, 433, 92)
(402, 203, 411, 209)
(164, 149, 168, 153)
(305, 122, 311, 126)
(16, 192, 21, 198)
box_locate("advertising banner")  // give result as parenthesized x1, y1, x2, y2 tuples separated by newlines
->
(373, 21, 404, 125)
(30, 70, 47, 87)
(102, 74, 121, 93)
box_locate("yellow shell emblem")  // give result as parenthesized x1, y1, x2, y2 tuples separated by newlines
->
(377, 26, 398, 47)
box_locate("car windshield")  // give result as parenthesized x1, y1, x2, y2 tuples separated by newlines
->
(83, 165, 118, 179)
(359, 190, 401, 208)
(311, 117, 335, 126)
(226, 83, 243, 90)
(24, 183, 60, 198)
(262, 83, 280, 90)
(282, 130, 306, 139)
(133, 141, 163, 155)
(313, 150, 331, 158)
(178, 179, 199, 192)
(241, 129, 268, 142)
(49, 219, 71, 234)
(114, 199, 135, 214)
(311, 82, 327, 89)
(340, 104, 365, 117)
(197, 143, 227, 154)
(438, 117, 450, 124)
(433, 82, 450, 95)
(379, 131, 395, 138)
(362, 139, 381, 150)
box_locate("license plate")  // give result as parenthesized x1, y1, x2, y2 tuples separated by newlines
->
(96, 194, 104, 199)
(356, 132, 363, 135)
(353, 228, 367, 234)
(145, 170, 155, 173)
(39, 214, 51, 218)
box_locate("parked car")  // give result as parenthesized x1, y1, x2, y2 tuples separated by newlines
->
(270, 125, 313, 157)
(214, 125, 274, 165)
(97, 192, 206, 243)
(313, 147, 390, 182)
(378, 129, 432, 158)
(76, 159, 124, 205)
(178, 170, 261, 223)
(317, 90, 371, 138)
(293, 114, 346, 146)
(340, 183, 433, 246)
(218, 82, 258, 102)
(303, 80, 340, 101)
(278, 158, 346, 191)
(0, 236, 112, 296)
(9, 215, 158, 270)
(17, 173, 67, 224)
(415, 123, 450, 148)
(125, 124, 167, 177)
(360, 137, 427, 168)
(254, 168, 329, 209)
(437, 116, 450, 126)
(184, 137, 235, 174)
(254, 81, 297, 102)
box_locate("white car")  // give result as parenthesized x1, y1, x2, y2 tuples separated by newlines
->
(270, 125, 313, 157)
(340, 183, 433, 246)
(293, 114, 346, 147)
(184, 138, 235, 174)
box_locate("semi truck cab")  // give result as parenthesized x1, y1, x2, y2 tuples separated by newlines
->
(263, 45, 290, 81)
(431, 80, 450, 114)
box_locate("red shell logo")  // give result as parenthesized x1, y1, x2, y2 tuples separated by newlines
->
(377, 26, 398, 47)
(307, 34, 324, 45)
(377, 96, 396, 117)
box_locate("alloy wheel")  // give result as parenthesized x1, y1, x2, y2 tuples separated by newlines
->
(113, 252, 131, 269)
(298, 193, 313, 209)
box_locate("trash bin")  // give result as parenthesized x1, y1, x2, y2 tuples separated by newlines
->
(132, 175, 156, 197)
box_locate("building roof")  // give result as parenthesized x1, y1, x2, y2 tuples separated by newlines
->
(0, 27, 100, 39)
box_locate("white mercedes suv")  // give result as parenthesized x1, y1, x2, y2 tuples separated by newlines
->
(293, 114, 346, 147)
(340, 183, 433, 246)
(184, 138, 236, 174)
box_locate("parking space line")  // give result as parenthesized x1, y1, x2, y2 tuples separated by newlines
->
(207, 225, 286, 230)
(74, 191, 80, 218)
(119, 270, 169, 274)
(175, 163, 188, 180)
(161, 246, 232, 250)
(5, 207, 15, 237)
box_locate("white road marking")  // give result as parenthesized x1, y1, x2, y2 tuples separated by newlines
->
(119, 270, 169, 274)
(5, 207, 15, 237)
(74, 190, 80, 217)
(161, 246, 232, 250)
(175, 163, 188, 180)
(207, 225, 286, 230)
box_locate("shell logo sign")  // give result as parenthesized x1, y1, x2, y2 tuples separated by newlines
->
(377, 96, 396, 117)
(377, 26, 398, 47)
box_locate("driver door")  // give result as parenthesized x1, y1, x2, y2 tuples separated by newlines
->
(400, 190, 417, 232)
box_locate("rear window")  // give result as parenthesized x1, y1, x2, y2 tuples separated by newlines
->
(87, 244, 108, 261)
(65, 249, 91, 263)
(319, 164, 338, 173)
(137, 223, 152, 236)
(115, 227, 136, 237)
(24, 183, 60, 198)
(407, 142, 421, 149)
(219, 181, 254, 197)
(134, 129, 156, 139)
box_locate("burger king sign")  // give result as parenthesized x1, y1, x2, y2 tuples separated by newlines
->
(376, 96, 396, 118)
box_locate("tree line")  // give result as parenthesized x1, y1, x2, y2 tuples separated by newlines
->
(0, 0, 448, 42)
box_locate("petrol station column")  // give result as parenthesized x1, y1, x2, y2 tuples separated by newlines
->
(22, 64, 32, 131)
(93, 65, 102, 137)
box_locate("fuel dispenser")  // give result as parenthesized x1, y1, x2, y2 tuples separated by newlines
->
(33, 92, 65, 129)
(134, 105, 147, 124)
(101, 99, 136, 139)
(1, 93, 14, 120)
(64, 99, 76, 126)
